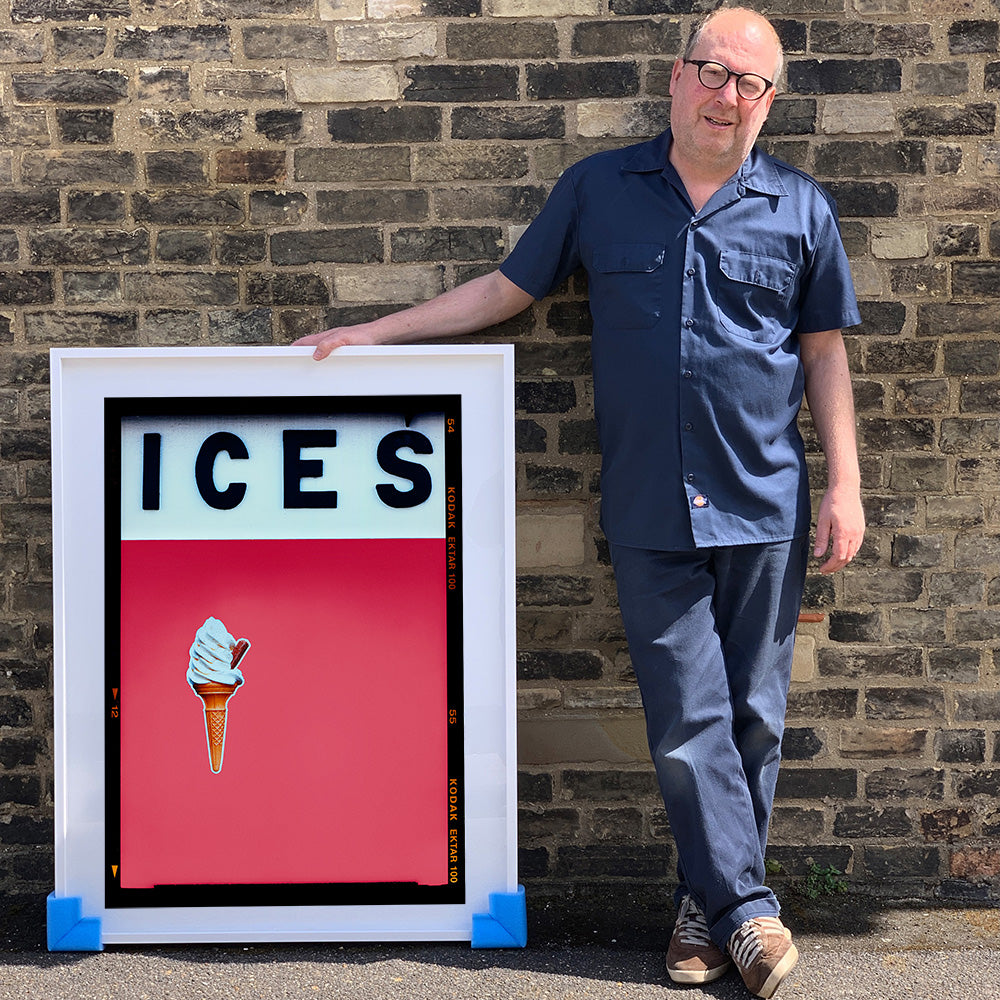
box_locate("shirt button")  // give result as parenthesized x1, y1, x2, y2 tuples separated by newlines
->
(683, 370, 693, 379)
(686, 473, 695, 483)
(684, 319, 693, 328)
(684, 422, 693, 431)
(686, 268, 695, 277)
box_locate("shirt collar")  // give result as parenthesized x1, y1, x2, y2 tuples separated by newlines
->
(622, 128, 788, 198)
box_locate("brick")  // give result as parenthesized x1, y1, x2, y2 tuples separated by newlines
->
(146, 151, 207, 187)
(446, 21, 557, 60)
(840, 727, 926, 758)
(866, 847, 941, 877)
(516, 380, 576, 414)
(818, 647, 920, 678)
(13, 70, 128, 104)
(561, 769, 659, 801)
(65, 272, 121, 305)
(525, 465, 583, 496)
(494, 0, 597, 12)
(866, 768, 944, 800)
(156, 230, 210, 265)
(333, 264, 443, 304)
(56, 108, 113, 144)
(29, 228, 148, 266)
(243, 25, 329, 61)
(517, 514, 585, 569)
(786, 688, 858, 719)
(950, 848, 1000, 879)
(137, 68, 190, 103)
(943, 419, 1000, 456)
(901, 104, 996, 137)
(954, 692, 1000, 722)
(954, 770, 1000, 797)
(133, 192, 242, 225)
(295, 147, 410, 183)
(894, 382, 950, 417)
(335, 24, 436, 61)
(934, 143, 963, 174)
(876, 23, 934, 56)
(527, 62, 639, 101)
(0, 192, 59, 226)
(820, 96, 894, 134)
(435, 185, 548, 223)
(218, 232, 265, 266)
(957, 459, 1000, 493)
(451, 106, 564, 141)
(217, 150, 286, 185)
(572, 19, 679, 57)
(114, 24, 230, 60)
(890, 534, 943, 569)
(866, 686, 946, 720)
(139, 111, 245, 143)
(518, 573, 593, 607)
(290, 65, 398, 104)
(554, 845, 672, 878)
(577, 100, 670, 139)
(810, 20, 875, 54)
(22, 151, 135, 185)
(834, 806, 911, 837)
(140, 310, 200, 346)
(328, 106, 441, 143)
(249, 191, 307, 226)
(0, 272, 54, 307)
(518, 650, 603, 680)
(948, 20, 999, 54)
(935, 730, 986, 764)
(12, 0, 128, 18)
(53, 26, 107, 61)
(255, 109, 302, 142)
(202, 0, 313, 14)
(917, 302, 997, 337)
(916, 63, 970, 97)
(318, 189, 427, 225)
(391, 226, 503, 263)
(271, 229, 382, 266)
(124, 272, 239, 306)
(207, 309, 272, 344)
(921, 808, 973, 842)
(412, 144, 527, 181)
(403, 65, 518, 103)
(953, 262, 1000, 297)
(824, 181, 898, 217)
(518, 806, 580, 840)
(929, 572, 985, 607)
(247, 273, 329, 306)
(781, 727, 825, 760)
(0, 110, 50, 147)
(787, 59, 901, 94)
(776, 767, 856, 799)
(205, 70, 286, 101)
(827, 610, 884, 644)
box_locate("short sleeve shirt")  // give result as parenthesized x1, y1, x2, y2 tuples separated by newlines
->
(500, 130, 861, 551)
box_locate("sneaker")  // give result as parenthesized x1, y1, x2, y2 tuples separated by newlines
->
(728, 916, 799, 999)
(666, 894, 732, 984)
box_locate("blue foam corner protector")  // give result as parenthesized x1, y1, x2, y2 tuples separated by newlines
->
(47, 893, 103, 952)
(470, 884, 527, 948)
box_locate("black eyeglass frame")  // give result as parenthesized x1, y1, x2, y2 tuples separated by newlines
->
(682, 59, 774, 101)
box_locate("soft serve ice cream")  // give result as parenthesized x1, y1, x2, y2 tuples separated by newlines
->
(188, 616, 250, 774)
(187, 616, 247, 688)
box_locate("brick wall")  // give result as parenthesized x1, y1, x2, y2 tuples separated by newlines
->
(2, 0, 1000, 944)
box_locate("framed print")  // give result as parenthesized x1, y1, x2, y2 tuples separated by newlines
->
(49, 346, 521, 948)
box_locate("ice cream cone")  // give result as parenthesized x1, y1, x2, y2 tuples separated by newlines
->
(193, 680, 239, 773)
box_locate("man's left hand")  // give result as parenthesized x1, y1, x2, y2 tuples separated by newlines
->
(813, 485, 865, 574)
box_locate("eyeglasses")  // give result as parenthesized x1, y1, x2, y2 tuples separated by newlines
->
(683, 59, 773, 101)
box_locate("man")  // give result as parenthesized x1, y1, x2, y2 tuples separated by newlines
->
(297, 7, 864, 998)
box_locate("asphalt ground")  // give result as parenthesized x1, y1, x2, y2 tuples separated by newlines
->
(2, 897, 998, 1000)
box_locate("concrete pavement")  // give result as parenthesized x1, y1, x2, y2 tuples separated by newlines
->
(1, 900, 998, 1000)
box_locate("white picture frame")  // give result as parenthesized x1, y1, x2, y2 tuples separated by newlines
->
(48, 346, 521, 949)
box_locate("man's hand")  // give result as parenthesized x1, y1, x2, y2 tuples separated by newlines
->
(293, 324, 380, 361)
(813, 484, 865, 574)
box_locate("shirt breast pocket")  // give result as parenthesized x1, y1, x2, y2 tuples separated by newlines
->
(714, 249, 798, 345)
(590, 243, 666, 331)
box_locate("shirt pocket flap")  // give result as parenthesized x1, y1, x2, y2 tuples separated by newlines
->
(719, 250, 796, 294)
(593, 243, 665, 274)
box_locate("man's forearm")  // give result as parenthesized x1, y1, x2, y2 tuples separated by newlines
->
(296, 269, 535, 359)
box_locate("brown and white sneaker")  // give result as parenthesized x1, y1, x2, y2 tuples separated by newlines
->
(666, 894, 732, 984)
(728, 916, 799, 999)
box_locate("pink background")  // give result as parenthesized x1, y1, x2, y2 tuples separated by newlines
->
(118, 537, 449, 889)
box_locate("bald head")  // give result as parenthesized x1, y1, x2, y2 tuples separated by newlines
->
(683, 7, 784, 84)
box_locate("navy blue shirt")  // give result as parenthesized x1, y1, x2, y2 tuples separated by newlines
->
(500, 130, 861, 550)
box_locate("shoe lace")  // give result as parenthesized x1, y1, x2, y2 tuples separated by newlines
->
(675, 895, 713, 947)
(729, 920, 765, 970)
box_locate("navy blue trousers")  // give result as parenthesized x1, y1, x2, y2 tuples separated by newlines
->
(610, 536, 808, 948)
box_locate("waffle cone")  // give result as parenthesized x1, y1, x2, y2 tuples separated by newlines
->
(193, 681, 239, 773)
